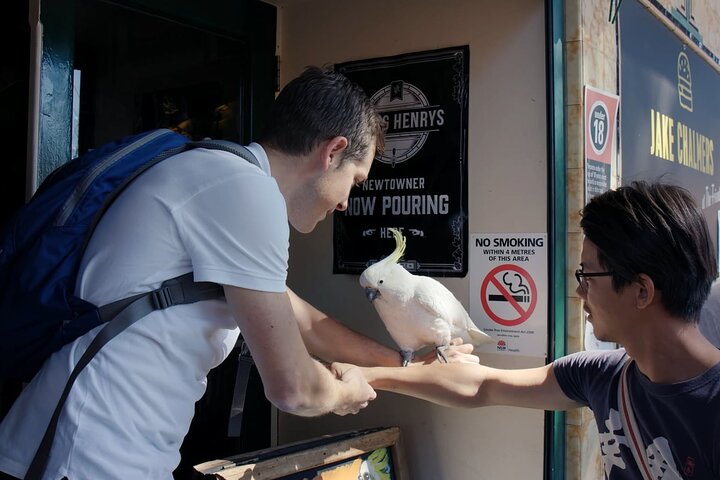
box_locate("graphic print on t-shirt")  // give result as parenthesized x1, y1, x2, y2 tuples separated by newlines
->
(598, 408, 682, 479)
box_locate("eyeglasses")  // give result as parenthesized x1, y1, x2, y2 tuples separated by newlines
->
(575, 269, 614, 293)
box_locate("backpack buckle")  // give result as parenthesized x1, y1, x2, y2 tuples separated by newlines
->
(151, 286, 175, 310)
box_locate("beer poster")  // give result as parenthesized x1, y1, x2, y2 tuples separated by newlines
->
(334, 46, 469, 276)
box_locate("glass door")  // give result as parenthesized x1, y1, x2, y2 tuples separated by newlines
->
(33, 0, 276, 188)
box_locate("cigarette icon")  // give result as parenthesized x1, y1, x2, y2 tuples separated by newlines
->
(489, 294, 530, 303)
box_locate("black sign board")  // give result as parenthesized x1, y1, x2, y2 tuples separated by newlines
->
(620, 0, 720, 248)
(334, 46, 469, 276)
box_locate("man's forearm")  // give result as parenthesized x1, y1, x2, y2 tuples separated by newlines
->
(302, 314, 402, 367)
(288, 289, 402, 367)
(272, 358, 373, 417)
(361, 363, 580, 411)
(361, 363, 491, 408)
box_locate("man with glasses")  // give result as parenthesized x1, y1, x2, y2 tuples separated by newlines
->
(352, 181, 720, 479)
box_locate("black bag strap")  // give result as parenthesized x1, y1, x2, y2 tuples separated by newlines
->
(227, 338, 255, 437)
(188, 140, 260, 169)
(25, 274, 224, 480)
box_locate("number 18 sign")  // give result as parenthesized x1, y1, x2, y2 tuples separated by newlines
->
(584, 85, 619, 201)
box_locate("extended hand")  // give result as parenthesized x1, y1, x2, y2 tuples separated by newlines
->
(329, 362, 377, 415)
(412, 337, 480, 365)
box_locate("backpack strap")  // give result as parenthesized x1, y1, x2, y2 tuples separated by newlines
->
(25, 274, 224, 480)
(97, 272, 224, 321)
(227, 337, 254, 437)
(78, 138, 260, 255)
(188, 140, 261, 169)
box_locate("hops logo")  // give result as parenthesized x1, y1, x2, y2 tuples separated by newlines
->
(371, 80, 445, 167)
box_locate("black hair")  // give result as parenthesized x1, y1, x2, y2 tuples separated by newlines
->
(580, 180, 717, 321)
(258, 65, 385, 162)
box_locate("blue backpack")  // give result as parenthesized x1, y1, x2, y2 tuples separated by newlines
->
(0, 129, 259, 479)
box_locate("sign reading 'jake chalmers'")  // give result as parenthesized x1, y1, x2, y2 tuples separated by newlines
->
(334, 46, 469, 276)
(620, 0, 719, 243)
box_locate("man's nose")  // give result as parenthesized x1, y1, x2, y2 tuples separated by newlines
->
(336, 200, 348, 211)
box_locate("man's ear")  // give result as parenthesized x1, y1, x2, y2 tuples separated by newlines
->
(319, 136, 349, 170)
(635, 273, 656, 309)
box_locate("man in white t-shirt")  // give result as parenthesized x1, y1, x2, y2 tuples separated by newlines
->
(0, 66, 477, 480)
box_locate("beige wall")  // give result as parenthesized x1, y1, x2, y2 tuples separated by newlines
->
(269, 0, 549, 478)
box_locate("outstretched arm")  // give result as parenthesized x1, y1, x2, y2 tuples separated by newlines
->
(287, 288, 479, 367)
(359, 362, 583, 411)
(224, 285, 376, 417)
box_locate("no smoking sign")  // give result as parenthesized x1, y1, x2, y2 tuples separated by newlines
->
(470, 233, 547, 357)
(480, 264, 537, 326)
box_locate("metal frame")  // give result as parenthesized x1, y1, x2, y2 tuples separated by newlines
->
(545, 0, 567, 478)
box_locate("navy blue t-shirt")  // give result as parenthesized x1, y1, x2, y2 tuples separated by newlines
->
(554, 349, 720, 479)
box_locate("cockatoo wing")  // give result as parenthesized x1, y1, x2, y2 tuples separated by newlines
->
(412, 276, 461, 320)
(413, 276, 495, 346)
(371, 294, 442, 351)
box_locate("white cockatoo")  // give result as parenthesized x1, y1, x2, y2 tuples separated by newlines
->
(359, 228, 495, 366)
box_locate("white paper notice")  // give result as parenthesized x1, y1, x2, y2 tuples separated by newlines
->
(470, 233, 548, 358)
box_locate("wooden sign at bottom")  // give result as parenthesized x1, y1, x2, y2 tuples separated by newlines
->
(193, 426, 407, 480)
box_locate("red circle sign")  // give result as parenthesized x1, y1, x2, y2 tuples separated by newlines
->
(480, 264, 537, 326)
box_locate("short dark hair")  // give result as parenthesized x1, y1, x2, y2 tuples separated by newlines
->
(580, 180, 717, 321)
(258, 66, 385, 162)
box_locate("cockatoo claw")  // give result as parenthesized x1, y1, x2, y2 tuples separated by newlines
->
(436, 345, 449, 363)
(400, 350, 414, 367)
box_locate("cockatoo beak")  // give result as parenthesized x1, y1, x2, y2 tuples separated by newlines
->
(365, 287, 381, 302)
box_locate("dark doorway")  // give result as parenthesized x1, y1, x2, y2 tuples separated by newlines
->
(74, 0, 252, 153)
(71, 2, 274, 477)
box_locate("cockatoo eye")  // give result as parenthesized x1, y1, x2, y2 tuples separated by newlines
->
(379, 280, 384, 284)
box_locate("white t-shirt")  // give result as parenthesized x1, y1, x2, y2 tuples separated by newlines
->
(0, 143, 289, 479)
